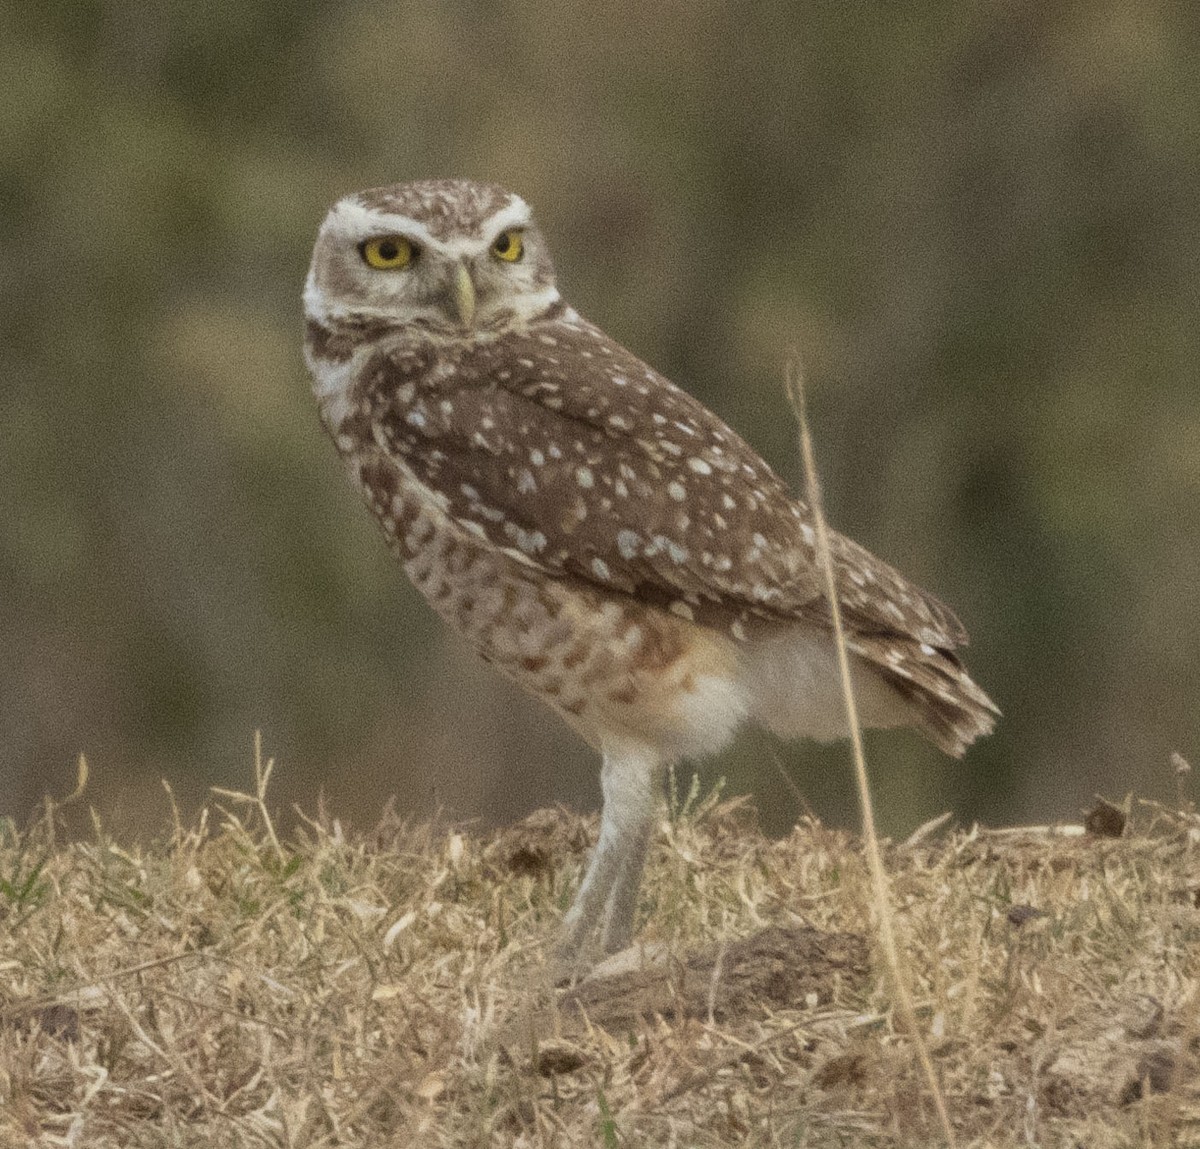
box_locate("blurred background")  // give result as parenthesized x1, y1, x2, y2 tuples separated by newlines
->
(3, 1, 1198, 840)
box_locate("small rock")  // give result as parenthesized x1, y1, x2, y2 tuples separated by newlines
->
(1084, 798, 1126, 838)
(1006, 904, 1048, 927)
(1119, 1043, 1176, 1104)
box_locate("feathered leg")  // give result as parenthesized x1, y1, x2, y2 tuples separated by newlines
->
(557, 747, 660, 972)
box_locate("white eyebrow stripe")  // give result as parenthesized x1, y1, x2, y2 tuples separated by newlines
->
(478, 199, 532, 236)
(327, 196, 533, 257)
(330, 200, 442, 249)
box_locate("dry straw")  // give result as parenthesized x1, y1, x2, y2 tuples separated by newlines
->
(785, 356, 956, 1146)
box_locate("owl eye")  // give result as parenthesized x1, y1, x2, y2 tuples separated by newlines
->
(491, 229, 525, 262)
(360, 236, 415, 270)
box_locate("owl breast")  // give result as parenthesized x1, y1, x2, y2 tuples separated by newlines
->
(346, 438, 747, 761)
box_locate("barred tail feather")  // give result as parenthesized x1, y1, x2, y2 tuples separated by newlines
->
(847, 634, 999, 758)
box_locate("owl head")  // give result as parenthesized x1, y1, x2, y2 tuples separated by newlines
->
(304, 179, 560, 336)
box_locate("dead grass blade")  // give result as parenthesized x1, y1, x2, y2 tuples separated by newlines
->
(785, 355, 956, 1146)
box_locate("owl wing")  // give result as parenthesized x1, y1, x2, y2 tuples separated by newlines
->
(368, 322, 966, 650)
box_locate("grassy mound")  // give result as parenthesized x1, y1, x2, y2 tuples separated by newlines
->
(2, 770, 1198, 1147)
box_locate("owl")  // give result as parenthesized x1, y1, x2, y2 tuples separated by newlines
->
(304, 179, 997, 972)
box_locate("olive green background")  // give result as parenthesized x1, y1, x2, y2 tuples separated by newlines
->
(3, 2, 1198, 839)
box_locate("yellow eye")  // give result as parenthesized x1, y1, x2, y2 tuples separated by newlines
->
(491, 229, 524, 262)
(360, 235, 415, 269)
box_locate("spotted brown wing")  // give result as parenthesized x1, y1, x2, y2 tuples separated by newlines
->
(363, 316, 969, 651)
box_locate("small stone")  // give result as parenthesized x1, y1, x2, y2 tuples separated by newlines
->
(1084, 798, 1126, 838)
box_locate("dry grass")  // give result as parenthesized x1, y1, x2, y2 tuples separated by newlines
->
(3, 755, 1200, 1148)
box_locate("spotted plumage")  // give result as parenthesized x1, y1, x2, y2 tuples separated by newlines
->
(304, 179, 997, 970)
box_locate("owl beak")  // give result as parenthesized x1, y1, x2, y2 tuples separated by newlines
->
(451, 262, 476, 329)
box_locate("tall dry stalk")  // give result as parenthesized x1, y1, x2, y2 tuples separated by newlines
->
(786, 357, 955, 1146)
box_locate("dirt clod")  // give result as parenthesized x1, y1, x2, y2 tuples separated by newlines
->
(560, 925, 869, 1033)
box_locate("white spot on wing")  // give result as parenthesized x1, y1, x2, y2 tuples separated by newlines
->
(507, 525, 547, 554)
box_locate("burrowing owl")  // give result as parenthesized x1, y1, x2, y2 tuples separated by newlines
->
(304, 179, 997, 968)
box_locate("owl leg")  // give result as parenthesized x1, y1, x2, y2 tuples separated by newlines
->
(598, 812, 655, 955)
(556, 747, 661, 971)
